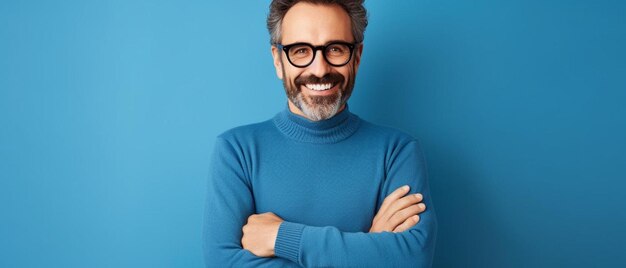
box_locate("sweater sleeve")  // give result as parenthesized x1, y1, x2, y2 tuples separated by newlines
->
(202, 137, 301, 268)
(274, 140, 438, 267)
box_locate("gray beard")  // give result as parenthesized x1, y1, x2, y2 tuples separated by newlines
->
(280, 56, 355, 121)
(281, 67, 354, 122)
(290, 89, 343, 121)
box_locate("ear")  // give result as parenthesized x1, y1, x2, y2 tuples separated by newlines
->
(353, 43, 364, 74)
(271, 45, 284, 80)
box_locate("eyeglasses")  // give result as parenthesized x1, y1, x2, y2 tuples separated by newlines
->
(276, 41, 357, 68)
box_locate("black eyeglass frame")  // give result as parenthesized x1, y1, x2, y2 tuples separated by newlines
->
(276, 41, 358, 68)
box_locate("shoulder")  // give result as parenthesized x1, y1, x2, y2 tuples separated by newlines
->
(357, 117, 420, 147)
(216, 119, 274, 143)
(354, 117, 427, 172)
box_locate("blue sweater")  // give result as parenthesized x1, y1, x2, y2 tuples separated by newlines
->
(203, 103, 437, 267)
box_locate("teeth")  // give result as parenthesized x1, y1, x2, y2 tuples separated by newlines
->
(305, 83, 333, 91)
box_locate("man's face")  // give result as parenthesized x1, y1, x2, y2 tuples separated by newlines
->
(271, 2, 363, 121)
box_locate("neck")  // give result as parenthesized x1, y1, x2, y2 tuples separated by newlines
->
(287, 100, 346, 121)
(273, 102, 361, 144)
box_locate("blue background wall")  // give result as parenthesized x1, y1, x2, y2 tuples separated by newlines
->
(1, 0, 624, 267)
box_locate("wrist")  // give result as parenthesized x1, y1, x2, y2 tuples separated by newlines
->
(274, 221, 305, 263)
(270, 221, 283, 256)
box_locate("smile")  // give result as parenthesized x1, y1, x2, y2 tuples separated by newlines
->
(305, 83, 335, 91)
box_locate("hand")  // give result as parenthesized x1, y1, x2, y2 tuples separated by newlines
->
(241, 212, 284, 257)
(369, 185, 426, 233)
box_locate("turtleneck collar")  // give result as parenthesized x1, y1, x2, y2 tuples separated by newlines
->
(272, 102, 361, 144)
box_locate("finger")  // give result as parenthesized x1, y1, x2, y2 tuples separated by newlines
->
(393, 215, 420, 233)
(376, 185, 410, 220)
(380, 193, 423, 223)
(387, 203, 425, 229)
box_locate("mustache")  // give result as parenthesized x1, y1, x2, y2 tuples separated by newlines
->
(295, 73, 344, 87)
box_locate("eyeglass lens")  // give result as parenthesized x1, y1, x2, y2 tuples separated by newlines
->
(287, 43, 351, 67)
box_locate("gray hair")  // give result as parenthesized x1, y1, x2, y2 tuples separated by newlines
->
(267, 0, 368, 45)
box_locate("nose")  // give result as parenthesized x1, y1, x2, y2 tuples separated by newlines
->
(307, 50, 332, 77)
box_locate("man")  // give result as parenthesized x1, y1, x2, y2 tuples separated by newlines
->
(203, 1, 437, 267)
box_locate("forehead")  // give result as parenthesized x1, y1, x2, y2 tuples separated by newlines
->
(281, 2, 353, 45)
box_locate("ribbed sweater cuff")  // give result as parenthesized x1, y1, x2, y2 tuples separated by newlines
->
(274, 221, 305, 264)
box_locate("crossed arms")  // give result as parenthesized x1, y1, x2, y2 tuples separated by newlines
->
(203, 137, 437, 267)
